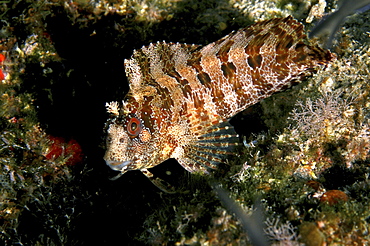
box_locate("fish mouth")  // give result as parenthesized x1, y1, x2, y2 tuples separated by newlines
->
(105, 160, 133, 172)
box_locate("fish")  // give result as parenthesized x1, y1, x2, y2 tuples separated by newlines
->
(309, 0, 370, 48)
(104, 16, 334, 192)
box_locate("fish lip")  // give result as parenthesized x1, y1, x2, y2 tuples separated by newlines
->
(105, 160, 133, 172)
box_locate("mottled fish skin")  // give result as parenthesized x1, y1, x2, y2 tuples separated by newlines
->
(104, 16, 334, 191)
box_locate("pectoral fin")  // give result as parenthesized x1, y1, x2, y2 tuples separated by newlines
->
(177, 120, 239, 173)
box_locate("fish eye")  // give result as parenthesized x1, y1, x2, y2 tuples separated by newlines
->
(127, 117, 142, 137)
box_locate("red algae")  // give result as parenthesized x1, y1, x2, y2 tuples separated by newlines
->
(44, 136, 84, 166)
(0, 54, 4, 80)
(320, 190, 349, 205)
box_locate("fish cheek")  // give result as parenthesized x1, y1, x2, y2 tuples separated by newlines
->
(139, 129, 151, 143)
(104, 124, 132, 162)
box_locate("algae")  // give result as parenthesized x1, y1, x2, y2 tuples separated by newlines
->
(1, 0, 369, 245)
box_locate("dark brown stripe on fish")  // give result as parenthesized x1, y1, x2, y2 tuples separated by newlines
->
(247, 54, 262, 69)
(221, 62, 237, 79)
(216, 39, 235, 63)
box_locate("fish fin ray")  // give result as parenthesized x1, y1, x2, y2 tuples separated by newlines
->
(177, 121, 239, 173)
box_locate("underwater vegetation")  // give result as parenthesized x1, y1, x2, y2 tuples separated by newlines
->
(1, 0, 369, 245)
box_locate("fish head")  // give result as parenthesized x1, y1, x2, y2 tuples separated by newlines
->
(103, 99, 172, 174)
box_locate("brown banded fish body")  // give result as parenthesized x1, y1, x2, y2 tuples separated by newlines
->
(104, 16, 334, 191)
